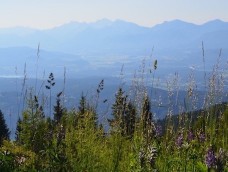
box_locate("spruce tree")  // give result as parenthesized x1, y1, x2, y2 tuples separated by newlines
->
(78, 93, 87, 118)
(125, 101, 136, 138)
(74, 93, 87, 128)
(141, 95, 154, 142)
(54, 92, 65, 124)
(15, 117, 22, 143)
(18, 93, 48, 153)
(0, 110, 10, 145)
(109, 88, 127, 135)
(75, 93, 97, 129)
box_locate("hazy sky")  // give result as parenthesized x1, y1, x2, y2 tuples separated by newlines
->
(0, 0, 228, 29)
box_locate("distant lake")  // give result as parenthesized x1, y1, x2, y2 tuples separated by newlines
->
(0, 75, 23, 78)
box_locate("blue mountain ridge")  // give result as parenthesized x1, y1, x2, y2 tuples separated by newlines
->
(0, 19, 228, 54)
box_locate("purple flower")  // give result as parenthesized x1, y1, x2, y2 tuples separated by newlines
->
(155, 125, 162, 137)
(176, 133, 184, 148)
(205, 147, 217, 168)
(198, 131, 206, 142)
(187, 130, 195, 142)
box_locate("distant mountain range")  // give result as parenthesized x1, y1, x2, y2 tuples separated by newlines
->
(1, 19, 228, 138)
(0, 19, 228, 55)
(0, 19, 228, 83)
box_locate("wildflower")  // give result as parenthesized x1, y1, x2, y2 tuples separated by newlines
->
(155, 125, 162, 138)
(187, 129, 195, 142)
(3, 150, 10, 155)
(176, 133, 184, 148)
(198, 130, 206, 142)
(139, 149, 146, 167)
(205, 147, 217, 168)
(15, 155, 26, 166)
(147, 146, 157, 167)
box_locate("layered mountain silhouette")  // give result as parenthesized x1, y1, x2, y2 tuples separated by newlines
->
(0, 19, 228, 54)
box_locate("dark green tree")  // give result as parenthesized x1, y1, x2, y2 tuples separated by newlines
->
(54, 92, 65, 124)
(109, 88, 127, 136)
(74, 93, 87, 128)
(78, 93, 87, 118)
(17, 93, 48, 153)
(0, 110, 10, 145)
(15, 117, 22, 143)
(125, 101, 136, 138)
(141, 95, 154, 142)
(74, 93, 97, 129)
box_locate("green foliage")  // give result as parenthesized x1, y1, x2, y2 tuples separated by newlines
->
(1, 96, 228, 171)
(1, 54, 228, 171)
(0, 110, 9, 146)
(109, 88, 127, 135)
(140, 95, 154, 143)
(0, 140, 36, 171)
(125, 101, 136, 139)
(109, 88, 137, 139)
(54, 91, 65, 124)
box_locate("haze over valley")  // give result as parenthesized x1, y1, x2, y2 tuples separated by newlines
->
(0, 19, 228, 136)
(1, 19, 228, 80)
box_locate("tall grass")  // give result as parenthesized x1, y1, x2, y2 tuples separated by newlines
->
(0, 47, 227, 171)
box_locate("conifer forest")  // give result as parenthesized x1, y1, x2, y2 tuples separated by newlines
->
(0, 50, 227, 172)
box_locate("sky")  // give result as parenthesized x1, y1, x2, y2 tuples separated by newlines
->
(0, 0, 228, 29)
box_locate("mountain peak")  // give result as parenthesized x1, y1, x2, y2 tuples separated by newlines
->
(202, 19, 228, 30)
(92, 18, 113, 28)
(152, 19, 196, 31)
(163, 19, 195, 25)
(203, 19, 225, 25)
(95, 18, 113, 24)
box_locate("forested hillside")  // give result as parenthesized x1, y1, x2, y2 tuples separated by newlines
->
(0, 56, 227, 171)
